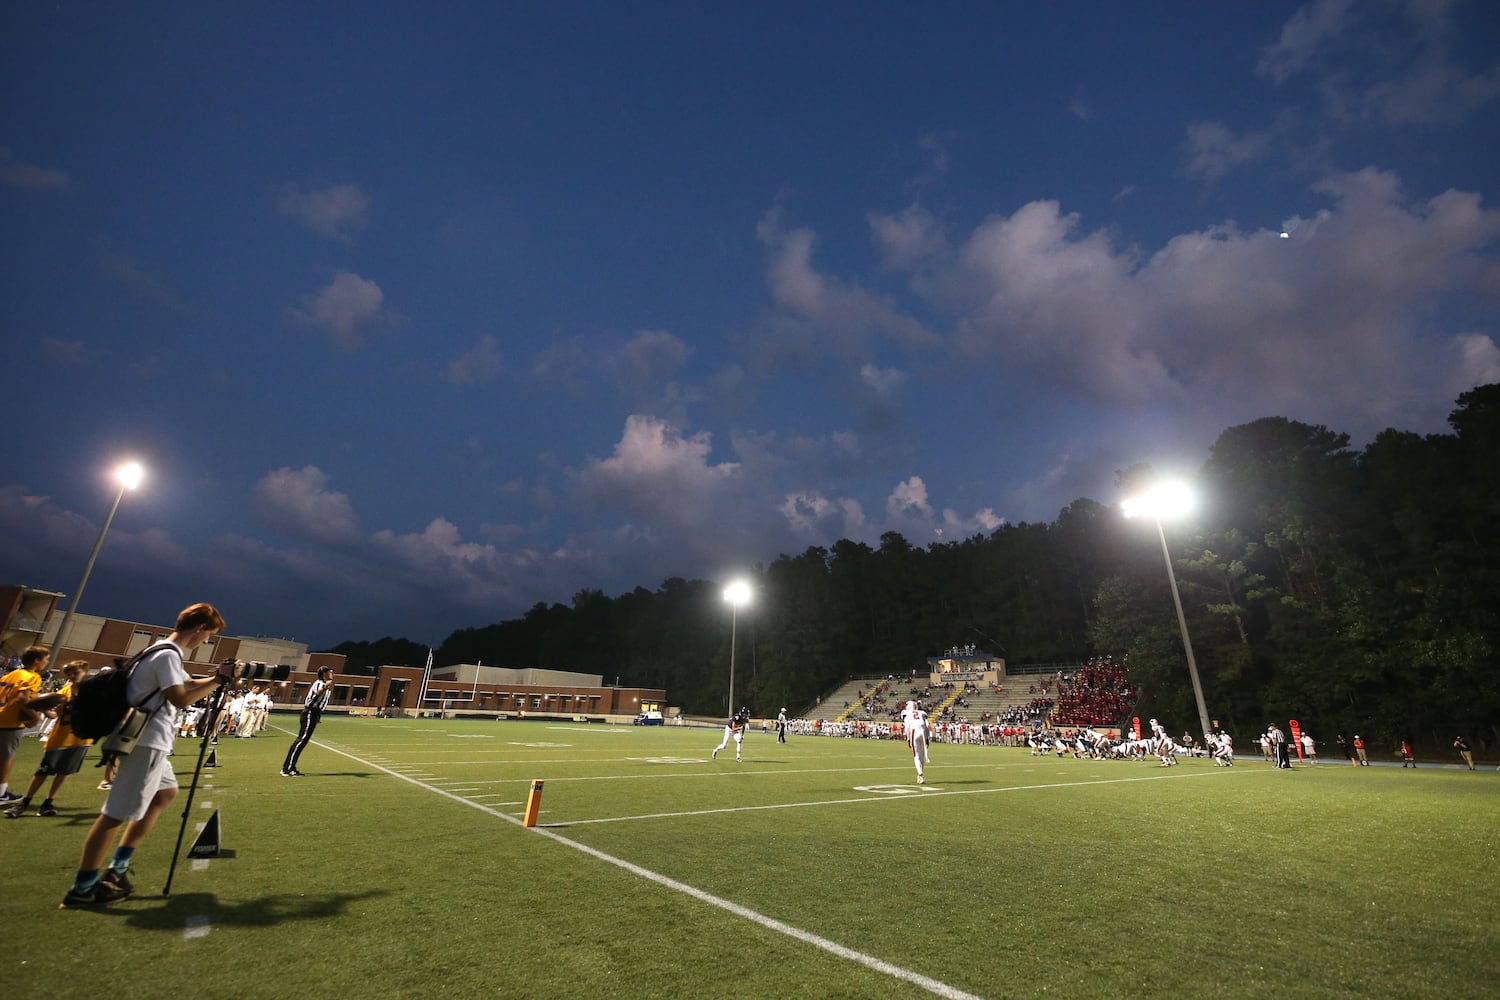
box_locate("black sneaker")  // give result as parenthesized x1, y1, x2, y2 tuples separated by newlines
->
(0, 791, 22, 804)
(3, 801, 27, 819)
(99, 867, 134, 896)
(37, 802, 57, 817)
(60, 880, 130, 909)
(290, 769, 307, 777)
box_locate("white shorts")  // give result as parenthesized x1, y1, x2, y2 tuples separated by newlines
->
(103, 747, 179, 822)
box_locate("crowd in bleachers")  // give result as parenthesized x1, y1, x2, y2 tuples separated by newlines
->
(1048, 657, 1134, 726)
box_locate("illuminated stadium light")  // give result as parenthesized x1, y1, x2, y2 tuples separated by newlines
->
(1121, 481, 1212, 741)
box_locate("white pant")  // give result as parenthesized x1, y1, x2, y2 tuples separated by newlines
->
(909, 732, 928, 778)
(714, 726, 743, 754)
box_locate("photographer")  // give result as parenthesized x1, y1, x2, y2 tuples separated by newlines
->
(61, 602, 230, 908)
(281, 666, 334, 777)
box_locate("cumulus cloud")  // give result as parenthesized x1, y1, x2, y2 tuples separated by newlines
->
(291, 271, 395, 349)
(573, 415, 742, 529)
(870, 205, 948, 272)
(859, 364, 906, 397)
(881, 476, 1003, 541)
(885, 168, 1499, 433)
(887, 475, 933, 519)
(752, 209, 939, 365)
(1256, 0, 1356, 85)
(1258, 0, 1499, 126)
(277, 183, 369, 242)
(1182, 121, 1273, 183)
(443, 334, 503, 386)
(254, 466, 361, 545)
(1454, 333, 1500, 392)
(779, 492, 866, 534)
(612, 330, 698, 415)
(619, 329, 690, 386)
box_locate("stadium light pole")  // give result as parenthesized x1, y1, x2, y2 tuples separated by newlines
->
(50, 461, 144, 658)
(1121, 481, 1213, 741)
(723, 580, 751, 716)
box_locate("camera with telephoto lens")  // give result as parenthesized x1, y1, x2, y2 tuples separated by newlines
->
(219, 658, 292, 682)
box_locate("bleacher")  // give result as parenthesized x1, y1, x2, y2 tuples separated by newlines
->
(798, 659, 1133, 733)
(804, 678, 887, 722)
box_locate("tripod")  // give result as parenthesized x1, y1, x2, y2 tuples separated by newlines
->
(163, 678, 231, 897)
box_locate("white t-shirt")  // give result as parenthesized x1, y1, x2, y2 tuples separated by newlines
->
(128, 642, 189, 751)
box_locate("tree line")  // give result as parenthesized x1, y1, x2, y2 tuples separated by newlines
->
(334, 385, 1500, 752)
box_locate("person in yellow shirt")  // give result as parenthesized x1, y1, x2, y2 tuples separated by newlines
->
(5, 660, 92, 818)
(0, 645, 50, 804)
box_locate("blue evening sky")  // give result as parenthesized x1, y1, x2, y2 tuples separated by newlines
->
(3, 1, 1497, 648)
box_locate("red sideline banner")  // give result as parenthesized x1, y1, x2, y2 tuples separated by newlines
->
(1289, 719, 1304, 759)
(1132, 716, 1141, 740)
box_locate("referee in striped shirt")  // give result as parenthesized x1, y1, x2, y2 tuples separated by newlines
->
(281, 666, 333, 777)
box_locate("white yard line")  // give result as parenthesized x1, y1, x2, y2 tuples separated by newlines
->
(553, 769, 1223, 826)
(307, 735, 987, 1000)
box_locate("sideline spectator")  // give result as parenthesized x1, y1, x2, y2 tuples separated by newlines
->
(61, 602, 231, 909)
(0, 646, 51, 804)
(5, 660, 91, 818)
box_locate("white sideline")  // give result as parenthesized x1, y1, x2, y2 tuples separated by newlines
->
(307, 736, 986, 1000)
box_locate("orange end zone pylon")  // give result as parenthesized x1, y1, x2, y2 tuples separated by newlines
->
(523, 779, 545, 827)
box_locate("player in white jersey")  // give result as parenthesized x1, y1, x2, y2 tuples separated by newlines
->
(901, 700, 931, 784)
(1212, 729, 1235, 766)
(712, 707, 750, 762)
(1149, 718, 1177, 766)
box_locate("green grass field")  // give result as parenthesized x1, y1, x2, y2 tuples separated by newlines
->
(5, 716, 1498, 999)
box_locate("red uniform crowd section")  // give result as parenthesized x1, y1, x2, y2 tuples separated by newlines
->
(1047, 657, 1135, 726)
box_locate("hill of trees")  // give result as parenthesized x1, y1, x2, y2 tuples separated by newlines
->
(336, 385, 1500, 752)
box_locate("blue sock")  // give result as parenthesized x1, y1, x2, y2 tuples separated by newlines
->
(72, 869, 100, 893)
(110, 846, 136, 872)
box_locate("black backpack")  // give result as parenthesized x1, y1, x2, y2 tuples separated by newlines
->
(68, 641, 174, 740)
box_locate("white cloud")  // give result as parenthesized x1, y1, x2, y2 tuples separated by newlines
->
(613, 330, 698, 415)
(573, 415, 741, 527)
(1256, 0, 1356, 85)
(1258, 0, 1499, 126)
(277, 183, 369, 242)
(859, 364, 906, 397)
(254, 466, 361, 545)
(754, 209, 939, 364)
(444, 334, 503, 386)
(942, 200, 1176, 403)
(620, 329, 690, 385)
(291, 271, 394, 349)
(869, 205, 947, 272)
(1182, 121, 1273, 183)
(1455, 333, 1500, 392)
(887, 475, 933, 519)
(894, 169, 1499, 432)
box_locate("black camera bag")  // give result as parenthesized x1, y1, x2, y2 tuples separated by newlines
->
(68, 641, 175, 740)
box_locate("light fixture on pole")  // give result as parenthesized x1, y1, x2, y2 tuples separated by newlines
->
(722, 580, 751, 716)
(1121, 481, 1213, 740)
(50, 461, 144, 657)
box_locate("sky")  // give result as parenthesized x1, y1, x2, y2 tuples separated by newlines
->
(3, 1, 1497, 651)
